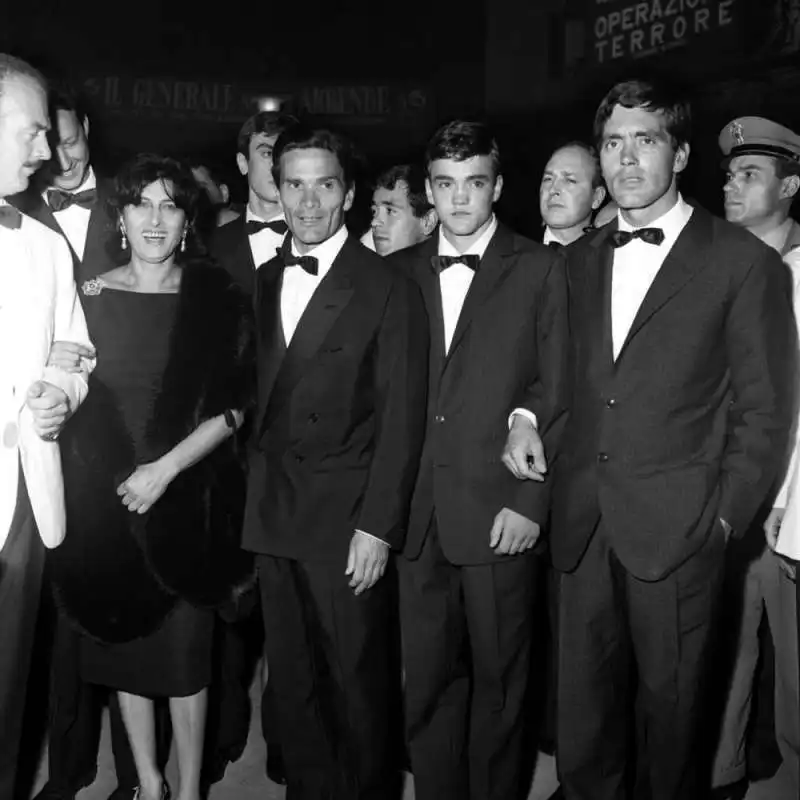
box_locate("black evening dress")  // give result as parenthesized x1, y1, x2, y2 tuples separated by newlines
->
(51, 265, 255, 698)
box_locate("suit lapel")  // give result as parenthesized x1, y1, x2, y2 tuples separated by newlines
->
(254, 258, 287, 435)
(261, 237, 356, 431)
(414, 238, 447, 373)
(80, 179, 116, 279)
(445, 223, 517, 365)
(580, 225, 615, 374)
(616, 209, 711, 362)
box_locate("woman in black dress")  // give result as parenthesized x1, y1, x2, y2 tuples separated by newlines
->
(49, 154, 254, 800)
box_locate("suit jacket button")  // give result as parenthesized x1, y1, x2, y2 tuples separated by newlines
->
(606, 398, 616, 408)
(308, 413, 319, 423)
(597, 452, 609, 463)
(295, 454, 304, 463)
(434, 415, 445, 424)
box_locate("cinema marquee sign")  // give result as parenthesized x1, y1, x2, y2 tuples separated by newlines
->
(75, 75, 428, 124)
(591, 0, 735, 64)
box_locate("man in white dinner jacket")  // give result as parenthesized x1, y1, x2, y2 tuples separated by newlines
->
(0, 53, 92, 800)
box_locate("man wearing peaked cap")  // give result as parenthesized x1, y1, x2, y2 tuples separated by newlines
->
(721, 116, 800, 256)
(712, 114, 800, 798)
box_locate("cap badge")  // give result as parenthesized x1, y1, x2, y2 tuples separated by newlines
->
(729, 120, 744, 146)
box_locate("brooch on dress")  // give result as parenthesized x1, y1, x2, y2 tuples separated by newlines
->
(82, 278, 105, 296)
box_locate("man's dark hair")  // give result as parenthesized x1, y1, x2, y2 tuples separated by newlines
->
(0, 53, 46, 98)
(425, 120, 501, 179)
(775, 158, 800, 181)
(593, 79, 692, 150)
(271, 125, 358, 190)
(110, 153, 204, 259)
(236, 111, 299, 158)
(50, 88, 89, 125)
(374, 164, 433, 218)
(549, 140, 603, 189)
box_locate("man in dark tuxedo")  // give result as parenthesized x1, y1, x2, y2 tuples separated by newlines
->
(242, 124, 428, 800)
(540, 141, 606, 247)
(211, 110, 298, 295)
(11, 89, 117, 286)
(503, 79, 796, 800)
(388, 120, 568, 800)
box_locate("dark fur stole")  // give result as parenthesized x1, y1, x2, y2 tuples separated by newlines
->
(51, 261, 256, 643)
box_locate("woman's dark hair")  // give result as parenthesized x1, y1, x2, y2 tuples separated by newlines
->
(593, 79, 691, 150)
(425, 120, 501, 180)
(110, 154, 204, 259)
(271, 124, 358, 190)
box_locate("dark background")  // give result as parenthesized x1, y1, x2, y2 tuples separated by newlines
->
(3, 0, 799, 238)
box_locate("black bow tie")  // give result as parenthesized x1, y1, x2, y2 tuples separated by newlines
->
(610, 227, 665, 248)
(0, 205, 22, 230)
(245, 219, 288, 236)
(430, 254, 480, 274)
(281, 250, 319, 276)
(547, 241, 564, 250)
(47, 188, 97, 213)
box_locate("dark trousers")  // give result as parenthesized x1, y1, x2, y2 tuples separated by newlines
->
(557, 519, 725, 800)
(399, 522, 538, 800)
(257, 554, 400, 800)
(0, 469, 45, 800)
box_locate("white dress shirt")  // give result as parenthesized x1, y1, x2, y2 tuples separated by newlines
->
(45, 167, 96, 261)
(246, 206, 287, 271)
(437, 215, 498, 353)
(542, 226, 559, 246)
(281, 225, 347, 344)
(360, 229, 376, 252)
(611, 195, 693, 359)
(0, 209, 92, 551)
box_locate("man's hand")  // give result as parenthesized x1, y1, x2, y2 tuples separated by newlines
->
(345, 531, 389, 595)
(502, 416, 546, 481)
(764, 507, 796, 580)
(117, 460, 176, 514)
(26, 381, 70, 440)
(489, 508, 541, 555)
(47, 340, 95, 373)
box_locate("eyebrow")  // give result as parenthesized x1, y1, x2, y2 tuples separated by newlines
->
(730, 162, 765, 172)
(431, 173, 492, 181)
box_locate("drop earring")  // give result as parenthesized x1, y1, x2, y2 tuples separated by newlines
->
(120, 225, 127, 250)
(180, 228, 188, 252)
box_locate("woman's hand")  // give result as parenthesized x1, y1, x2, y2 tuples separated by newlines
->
(47, 340, 96, 373)
(117, 459, 177, 514)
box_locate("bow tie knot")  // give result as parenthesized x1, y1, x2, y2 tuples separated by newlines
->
(0, 205, 22, 230)
(430, 254, 480, 274)
(610, 227, 665, 248)
(47, 187, 97, 213)
(245, 219, 289, 236)
(281, 250, 319, 276)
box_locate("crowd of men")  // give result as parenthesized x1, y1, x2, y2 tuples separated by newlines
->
(1, 48, 799, 800)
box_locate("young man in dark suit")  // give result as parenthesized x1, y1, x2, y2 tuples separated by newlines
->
(388, 121, 569, 800)
(504, 79, 797, 800)
(211, 111, 298, 295)
(11, 90, 118, 286)
(242, 124, 428, 800)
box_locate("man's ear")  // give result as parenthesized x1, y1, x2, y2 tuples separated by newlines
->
(591, 184, 607, 211)
(236, 152, 248, 177)
(219, 183, 230, 206)
(780, 174, 800, 202)
(421, 208, 438, 237)
(673, 142, 690, 175)
(492, 174, 504, 203)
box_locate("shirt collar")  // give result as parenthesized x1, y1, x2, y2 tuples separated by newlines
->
(617, 193, 692, 236)
(245, 205, 285, 224)
(760, 217, 793, 254)
(43, 166, 97, 203)
(438, 215, 498, 259)
(542, 226, 557, 245)
(290, 224, 348, 280)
